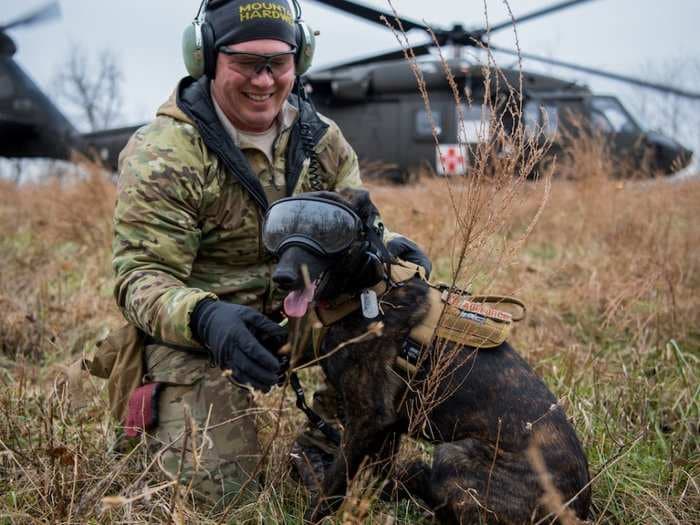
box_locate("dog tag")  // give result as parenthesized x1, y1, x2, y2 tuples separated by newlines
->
(361, 289, 379, 319)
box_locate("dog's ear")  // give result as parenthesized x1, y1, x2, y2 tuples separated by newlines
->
(337, 188, 380, 224)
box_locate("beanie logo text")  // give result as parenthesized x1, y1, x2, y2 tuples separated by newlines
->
(239, 2, 293, 25)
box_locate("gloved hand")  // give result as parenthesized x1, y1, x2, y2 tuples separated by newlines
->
(191, 299, 287, 392)
(387, 236, 432, 278)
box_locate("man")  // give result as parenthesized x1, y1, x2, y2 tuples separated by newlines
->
(110, 0, 430, 507)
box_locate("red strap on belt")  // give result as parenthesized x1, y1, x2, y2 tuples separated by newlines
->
(124, 383, 161, 438)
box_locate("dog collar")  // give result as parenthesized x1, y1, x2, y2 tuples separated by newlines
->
(312, 260, 424, 326)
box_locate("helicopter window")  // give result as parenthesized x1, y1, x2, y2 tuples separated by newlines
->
(591, 97, 640, 134)
(523, 102, 540, 137)
(457, 105, 492, 144)
(540, 104, 559, 138)
(521, 101, 558, 138)
(591, 111, 613, 133)
(0, 74, 13, 98)
(415, 109, 442, 139)
(13, 98, 33, 112)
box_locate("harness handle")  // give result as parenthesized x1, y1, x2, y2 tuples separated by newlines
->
(468, 295, 527, 322)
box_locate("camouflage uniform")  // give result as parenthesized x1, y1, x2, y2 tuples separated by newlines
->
(113, 80, 363, 505)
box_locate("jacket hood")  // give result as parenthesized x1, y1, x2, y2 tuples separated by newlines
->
(155, 76, 330, 209)
(156, 83, 193, 125)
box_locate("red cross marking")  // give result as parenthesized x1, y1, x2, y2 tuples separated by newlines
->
(439, 146, 465, 175)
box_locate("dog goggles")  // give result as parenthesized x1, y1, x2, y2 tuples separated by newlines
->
(262, 196, 363, 256)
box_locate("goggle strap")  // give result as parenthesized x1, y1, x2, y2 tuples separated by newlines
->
(365, 216, 393, 264)
(268, 196, 361, 223)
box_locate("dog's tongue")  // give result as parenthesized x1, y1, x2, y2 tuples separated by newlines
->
(284, 282, 316, 318)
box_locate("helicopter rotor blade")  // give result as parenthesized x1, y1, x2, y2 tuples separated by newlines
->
(486, 0, 598, 35)
(308, 0, 428, 32)
(318, 42, 433, 72)
(489, 44, 700, 100)
(0, 1, 61, 32)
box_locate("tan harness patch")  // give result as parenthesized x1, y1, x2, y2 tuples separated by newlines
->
(313, 261, 526, 363)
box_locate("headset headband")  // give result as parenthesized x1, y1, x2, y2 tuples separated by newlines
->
(194, 0, 207, 48)
(182, 0, 316, 78)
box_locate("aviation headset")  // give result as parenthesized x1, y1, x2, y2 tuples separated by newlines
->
(182, 0, 316, 79)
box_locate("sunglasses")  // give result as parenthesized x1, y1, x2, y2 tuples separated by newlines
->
(219, 47, 297, 78)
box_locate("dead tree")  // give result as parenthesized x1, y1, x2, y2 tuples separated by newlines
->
(53, 45, 123, 132)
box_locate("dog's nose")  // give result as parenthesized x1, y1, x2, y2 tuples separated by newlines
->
(272, 267, 300, 290)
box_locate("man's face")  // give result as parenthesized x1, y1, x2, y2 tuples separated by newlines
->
(211, 39, 296, 133)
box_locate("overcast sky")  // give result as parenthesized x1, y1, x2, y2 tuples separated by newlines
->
(3, 0, 700, 131)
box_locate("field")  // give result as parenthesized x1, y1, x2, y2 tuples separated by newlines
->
(0, 161, 699, 523)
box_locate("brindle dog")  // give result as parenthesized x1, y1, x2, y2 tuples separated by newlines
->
(272, 189, 591, 524)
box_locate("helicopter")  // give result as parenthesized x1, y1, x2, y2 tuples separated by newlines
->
(0, 1, 697, 177)
(0, 2, 134, 169)
(304, 0, 697, 178)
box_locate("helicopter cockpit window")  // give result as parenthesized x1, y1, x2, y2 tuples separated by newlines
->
(415, 109, 442, 139)
(523, 102, 539, 137)
(457, 105, 492, 144)
(591, 96, 640, 134)
(540, 104, 559, 138)
(522, 101, 558, 139)
(591, 112, 613, 133)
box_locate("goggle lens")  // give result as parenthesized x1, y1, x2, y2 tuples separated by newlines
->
(262, 198, 362, 256)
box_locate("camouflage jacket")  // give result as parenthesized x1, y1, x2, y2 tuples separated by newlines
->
(113, 77, 363, 347)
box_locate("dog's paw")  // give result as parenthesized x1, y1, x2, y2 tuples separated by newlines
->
(290, 440, 335, 495)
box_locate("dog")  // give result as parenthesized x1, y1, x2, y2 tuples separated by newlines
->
(268, 188, 591, 524)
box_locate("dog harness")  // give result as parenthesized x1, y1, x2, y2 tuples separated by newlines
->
(313, 261, 526, 370)
(287, 261, 525, 445)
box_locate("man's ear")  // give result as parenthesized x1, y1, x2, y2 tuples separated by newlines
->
(337, 188, 379, 224)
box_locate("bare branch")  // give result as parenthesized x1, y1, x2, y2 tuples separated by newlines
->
(53, 45, 124, 131)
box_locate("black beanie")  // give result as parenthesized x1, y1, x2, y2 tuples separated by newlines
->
(207, 0, 297, 49)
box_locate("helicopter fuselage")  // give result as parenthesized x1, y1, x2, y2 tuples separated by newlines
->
(306, 58, 692, 178)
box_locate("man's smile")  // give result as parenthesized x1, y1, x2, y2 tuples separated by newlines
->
(244, 92, 274, 102)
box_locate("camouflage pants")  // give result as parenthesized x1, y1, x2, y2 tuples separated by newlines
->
(143, 344, 262, 508)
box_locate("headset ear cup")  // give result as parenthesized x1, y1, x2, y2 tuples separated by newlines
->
(200, 21, 216, 78)
(295, 21, 315, 76)
(182, 23, 205, 78)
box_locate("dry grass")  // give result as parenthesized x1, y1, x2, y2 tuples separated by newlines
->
(2, 5, 699, 517)
(0, 172, 119, 364)
(2, 8, 699, 517)
(370, 167, 700, 523)
(1, 151, 698, 523)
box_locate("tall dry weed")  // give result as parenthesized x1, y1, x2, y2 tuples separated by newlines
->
(379, 1, 554, 458)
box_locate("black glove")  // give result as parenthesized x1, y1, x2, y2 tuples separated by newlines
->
(387, 236, 432, 278)
(191, 299, 287, 392)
